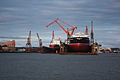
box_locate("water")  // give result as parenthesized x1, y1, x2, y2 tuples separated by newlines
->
(0, 53, 120, 80)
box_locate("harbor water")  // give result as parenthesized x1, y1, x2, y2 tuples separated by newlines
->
(0, 53, 120, 80)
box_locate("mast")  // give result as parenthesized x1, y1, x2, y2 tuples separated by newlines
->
(85, 25, 88, 35)
(52, 31, 54, 40)
(91, 21, 94, 44)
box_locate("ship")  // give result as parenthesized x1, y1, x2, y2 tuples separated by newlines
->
(47, 31, 61, 53)
(66, 32, 91, 53)
(65, 22, 95, 54)
(46, 18, 96, 54)
(49, 38, 61, 48)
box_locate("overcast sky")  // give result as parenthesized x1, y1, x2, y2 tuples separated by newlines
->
(0, 0, 120, 47)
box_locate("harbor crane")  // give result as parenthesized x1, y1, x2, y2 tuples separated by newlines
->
(46, 18, 77, 37)
(26, 30, 32, 52)
(36, 33, 42, 48)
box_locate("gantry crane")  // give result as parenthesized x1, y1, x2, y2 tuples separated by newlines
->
(46, 18, 77, 37)
(26, 30, 32, 52)
(36, 33, 42, 48)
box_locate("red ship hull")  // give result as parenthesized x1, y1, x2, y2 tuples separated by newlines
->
(67, 43, 91, 52)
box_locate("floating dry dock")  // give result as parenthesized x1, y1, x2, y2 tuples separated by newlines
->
(41, 43, 98, 55)
(0, 44, 98, 55)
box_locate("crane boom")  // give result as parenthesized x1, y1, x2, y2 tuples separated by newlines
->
(57, 18, 73, 28)
(46, 18, 77, 37)
(46, 18, 58, 27)
(55, 20, 68, 34)
(36, 33, 42, 47)
(67, 26, 77, 36)
(46, 18, 68, 34)
(37, 33, 40, 40)
(29, 31, 31, 38)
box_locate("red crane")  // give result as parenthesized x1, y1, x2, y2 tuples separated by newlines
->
(46, 18, 77, 37)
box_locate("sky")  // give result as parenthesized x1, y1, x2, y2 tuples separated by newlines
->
(0, 0, 120, 47)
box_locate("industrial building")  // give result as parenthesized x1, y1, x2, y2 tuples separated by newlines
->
(0, 40, 16, 52)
